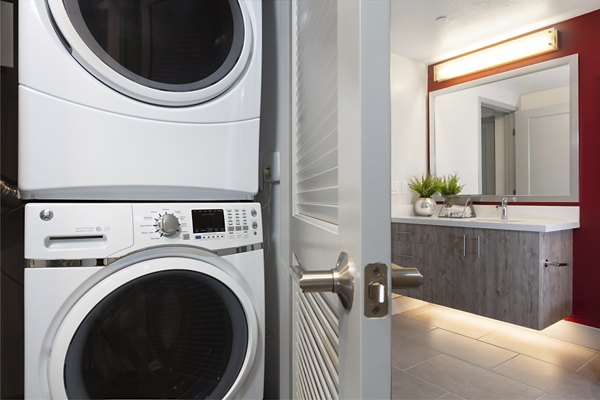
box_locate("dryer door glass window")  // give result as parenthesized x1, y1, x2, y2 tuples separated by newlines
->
(63, 270, 248, 399)
(62, 0, 245, 92)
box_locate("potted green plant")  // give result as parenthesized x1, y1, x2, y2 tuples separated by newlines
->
(438, 173, 475, 218)
(439, 173, 464, 197)
(408, 174, 441, 216)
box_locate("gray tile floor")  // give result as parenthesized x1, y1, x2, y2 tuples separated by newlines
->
(391, 297, 600, 400)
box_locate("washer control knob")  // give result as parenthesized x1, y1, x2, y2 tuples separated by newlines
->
(251, 209, 257, 217)
(252, 221, 258, 230)
(157, 213, 180, 236)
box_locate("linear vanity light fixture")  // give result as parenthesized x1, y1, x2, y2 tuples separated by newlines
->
(434, 28, 558, 82)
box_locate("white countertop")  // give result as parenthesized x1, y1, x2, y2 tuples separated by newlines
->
(392, 205, 580, 232)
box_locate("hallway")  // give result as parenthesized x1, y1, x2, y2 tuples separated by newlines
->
(391, 296, 600, 399)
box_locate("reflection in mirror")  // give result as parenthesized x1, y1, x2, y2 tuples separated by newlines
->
(481, 104, 515, 195)
(430, 55, 578, 202)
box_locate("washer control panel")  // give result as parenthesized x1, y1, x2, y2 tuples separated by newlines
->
(133, 203, 262, 249)
(24, 203, 262, 260)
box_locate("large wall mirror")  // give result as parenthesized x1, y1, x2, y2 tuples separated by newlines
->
(429, 55, 579, 202)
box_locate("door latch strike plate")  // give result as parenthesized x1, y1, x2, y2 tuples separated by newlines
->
(364, 263, 388, 318)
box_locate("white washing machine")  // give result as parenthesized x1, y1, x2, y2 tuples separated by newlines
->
(24, 202, 264, 399)
(19, 0, 262, 201)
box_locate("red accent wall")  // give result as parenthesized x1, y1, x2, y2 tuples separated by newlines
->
(428, 10, 600, 329)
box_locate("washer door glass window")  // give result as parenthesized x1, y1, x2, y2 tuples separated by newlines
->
(63, 270, 248, 399)
(60, 0, 246, 102)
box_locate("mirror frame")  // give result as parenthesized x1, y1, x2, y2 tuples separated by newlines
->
(429, 54, 579, 203)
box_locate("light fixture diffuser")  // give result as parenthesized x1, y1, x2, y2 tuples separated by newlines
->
(434, 28, 558, 82)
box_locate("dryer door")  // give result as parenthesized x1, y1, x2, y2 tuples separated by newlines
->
(47, 256, 258, 399)
(46, 0, 253, 106)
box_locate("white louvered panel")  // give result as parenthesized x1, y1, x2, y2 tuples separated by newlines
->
(311, 291, 342, 332)
(294, 0, 338, 225)
(296, 65, 337, 129)
(297, 334, 327, 399)
(296, 168, 338, 223)
(297, 203, 337, 224)
(295, 60, 336, 119)
(297, 187, 337, 205)
(297, 365, 313, 400)
(297, 320, 332, 399)
(295, 0, 336, 83)
(297, 325, 325, 399)
(296, 337, 314, 398)
(306, 296, 340, 366)
(296, 125, 337, 171)
(298, 296, 339, 383)
(296, 92, 337, 150)
(297, 168, 337, 193)
(296, 125, 337, 173)
(297, 136, 337, 177)
(295, 290, 340, 400)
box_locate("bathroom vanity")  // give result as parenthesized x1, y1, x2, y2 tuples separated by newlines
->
(393, 53, 582, 330)
(391, 216, 577, 330)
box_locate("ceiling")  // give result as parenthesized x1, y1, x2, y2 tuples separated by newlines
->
(390, 0, 600, 65)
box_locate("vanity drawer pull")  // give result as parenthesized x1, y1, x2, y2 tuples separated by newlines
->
(392, 224, 425, 243)
(544, 259, 568, 268)
(462, 235, 481, 258)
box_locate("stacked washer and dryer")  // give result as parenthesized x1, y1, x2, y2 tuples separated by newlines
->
(20, 1, 264, 399)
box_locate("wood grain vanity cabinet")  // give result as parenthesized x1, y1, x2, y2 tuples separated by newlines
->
(392, 223, 572, 330)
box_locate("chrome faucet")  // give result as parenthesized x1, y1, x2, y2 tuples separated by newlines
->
(496, 197, 509, 220)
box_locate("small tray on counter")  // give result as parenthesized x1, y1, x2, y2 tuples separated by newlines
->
(438, 195, 476, 219)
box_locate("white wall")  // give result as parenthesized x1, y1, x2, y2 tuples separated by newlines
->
(390, 54, 428, 214)
(520, 86, 569, 110)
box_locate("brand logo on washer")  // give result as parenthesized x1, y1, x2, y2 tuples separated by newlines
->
(39, 209, 54, 221)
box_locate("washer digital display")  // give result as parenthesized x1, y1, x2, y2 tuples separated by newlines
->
(192, 209, 225, 233)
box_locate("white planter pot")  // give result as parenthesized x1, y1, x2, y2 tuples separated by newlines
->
(414, 197, 436, 216)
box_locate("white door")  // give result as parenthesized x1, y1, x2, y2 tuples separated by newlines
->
(290, 0, 391, 398)
(515, 104, 570, 195)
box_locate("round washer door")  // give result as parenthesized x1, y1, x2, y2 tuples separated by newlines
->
(46, 0, 253, 106)
(47, 257, 258, 399)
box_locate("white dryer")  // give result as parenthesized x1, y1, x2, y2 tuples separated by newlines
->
(19, 0, 262, 201)
(24, 202, 264, 399)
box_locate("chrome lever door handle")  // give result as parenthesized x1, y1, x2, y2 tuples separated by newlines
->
(291, 252, 354, 310)
(391, 263, 424, 290)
